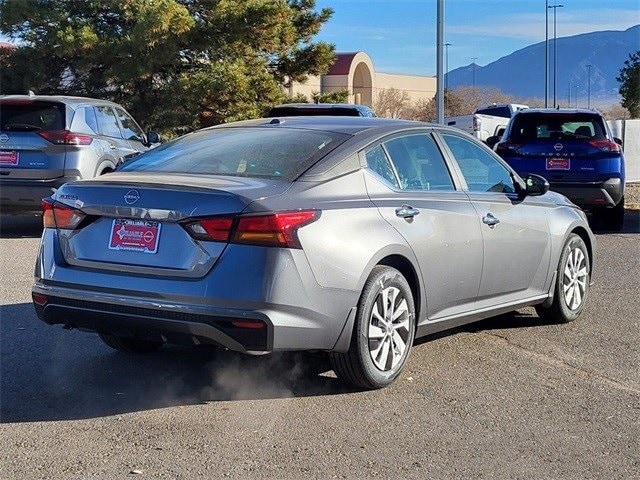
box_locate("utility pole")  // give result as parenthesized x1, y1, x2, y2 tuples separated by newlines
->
(545, 0, 549, 108)
(586, 64, 592, 109)
(549, 4, 563, 108)
(436, 0, 444, 124)
(445, 42, 452, 114)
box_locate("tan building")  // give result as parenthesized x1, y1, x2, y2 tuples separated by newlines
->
(290, 51, 436, 107)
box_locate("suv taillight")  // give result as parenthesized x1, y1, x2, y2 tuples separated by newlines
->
(183, 211, 319, 249)
(38, 130, 93, 145)
(42, 199, 86, 229)
(496, 141, 523, 153)
(588, 139, 621, 153)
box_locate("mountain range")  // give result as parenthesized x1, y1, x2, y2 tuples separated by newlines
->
(445, 25, 640, 107)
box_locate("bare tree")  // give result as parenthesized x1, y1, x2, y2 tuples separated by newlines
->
(374, 88, 413, 118)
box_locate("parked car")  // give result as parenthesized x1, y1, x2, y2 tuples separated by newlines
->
(445, 103, 528, 143)
(0, 95, 159, 214)
(491, 108, 625, 230)
(32, 117, 595, 389)
(267, 103, 376, 117)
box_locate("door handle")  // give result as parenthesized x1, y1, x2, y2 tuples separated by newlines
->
(482, 213, 500, 227)
(109, 144, 117, 150)
(395, 205, 420, 219)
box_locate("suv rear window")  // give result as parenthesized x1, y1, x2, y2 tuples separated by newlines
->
(121, 127, 349, 181)
(509, 113, 607, 142)
(476, 106, 511, 118)
(0, 101, 66, 132)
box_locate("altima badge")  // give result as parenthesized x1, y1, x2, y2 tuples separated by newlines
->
(124, 189, 141, 205)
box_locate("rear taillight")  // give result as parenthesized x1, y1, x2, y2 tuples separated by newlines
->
(42, 198, 86, 229)
(183, 210, 319, 249)
(588, 139, 621, 153)
(38, 130, 93, 145)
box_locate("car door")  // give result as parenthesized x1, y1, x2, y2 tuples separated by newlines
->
(362, 131, 484, 321)
(94, 105, 135, 165)
(113, 107, 149, 158)
(438, 132, 551, 309)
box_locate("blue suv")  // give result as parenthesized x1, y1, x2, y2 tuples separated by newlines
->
(492, 109, 625, 230)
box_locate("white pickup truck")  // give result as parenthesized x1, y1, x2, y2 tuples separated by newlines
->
(444, 104, 529, 143)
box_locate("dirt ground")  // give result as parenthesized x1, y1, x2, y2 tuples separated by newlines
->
(627, 182, 640, 209)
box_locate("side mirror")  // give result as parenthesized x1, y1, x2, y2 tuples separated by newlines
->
(486, 135, 500, 149)
(614, 137, 623, 146)
(146, 131, 161, 145)
(523, 174, 549, 196)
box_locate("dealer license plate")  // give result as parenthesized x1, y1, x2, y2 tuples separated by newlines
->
(0, 151, 19, 166)
(546, 158, 570, 170)
(108, 219, 161, 254)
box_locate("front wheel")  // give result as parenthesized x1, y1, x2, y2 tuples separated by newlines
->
(330, 266, 416, 389)
(535, 233, 590, 323)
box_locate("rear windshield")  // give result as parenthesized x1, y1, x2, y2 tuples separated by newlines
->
(120, 127, 349, 181)
(509, 113, 607, 142)
(268, 106, 362, 117)
(0, 101, 66, 131)
(476, 106, 511, 118)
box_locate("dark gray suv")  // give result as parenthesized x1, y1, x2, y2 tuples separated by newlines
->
(0, 95, 159, 214)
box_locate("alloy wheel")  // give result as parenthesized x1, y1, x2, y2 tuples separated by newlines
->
(368, 286, 411, 371)
(562, 247, 588, 311)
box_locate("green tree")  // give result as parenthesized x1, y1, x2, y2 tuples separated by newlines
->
(617, 51, 640, 118)
(0, 0, 335, 135)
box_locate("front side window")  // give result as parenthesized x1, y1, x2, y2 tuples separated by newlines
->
(441, 134, 516, 194)
(121, 127, 348, 181)
(115, 108, 145, 142)
(383, 134, 454, 191)
(95, 106, 123, 138)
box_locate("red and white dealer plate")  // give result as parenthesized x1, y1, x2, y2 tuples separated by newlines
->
(0, 151, 19, 166)
(546, 158, 570, 170)
(108, 219, 161, 254)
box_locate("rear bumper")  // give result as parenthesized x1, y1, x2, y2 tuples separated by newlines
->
(32, 284, 274, 353)
(550, 178, 624, 209)
(0, 175, 80, 214)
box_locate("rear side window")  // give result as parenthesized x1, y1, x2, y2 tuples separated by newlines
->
(0, 101, 65, 131)
(70, 106, 99, 134)
(121, 127, 349, 181)
(95, 106, 123, 138)
(383, 134, 454, 191)
(509, 113, 607, 142)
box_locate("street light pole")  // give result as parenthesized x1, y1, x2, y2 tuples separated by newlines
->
(549, 4, 563, 108)
(573, 84, 579, 108)
(586, 64, 592, 109)
(545, 0, 549, 108)
(436, 0, 444, 124)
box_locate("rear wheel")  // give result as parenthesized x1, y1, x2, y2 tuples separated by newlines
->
(99, 333, 164, 354)
(330, 266, 416, 389)
(535, 233, 590, 323)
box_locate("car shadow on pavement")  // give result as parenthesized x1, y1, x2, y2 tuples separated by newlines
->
(0, 302, 356, 424)
(0, 215, 43, 239)
(590, 209, 639, 234)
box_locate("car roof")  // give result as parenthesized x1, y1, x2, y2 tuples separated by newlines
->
(211, 116, 432, 136)
(0, 94, 120, 107)
(514, 108, 603, 116)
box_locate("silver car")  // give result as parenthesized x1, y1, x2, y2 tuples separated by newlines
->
(32, 117, 595, 389)
(0, 95, 159, 214)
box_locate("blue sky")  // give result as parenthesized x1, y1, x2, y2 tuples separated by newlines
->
(315, 0, 640, 76)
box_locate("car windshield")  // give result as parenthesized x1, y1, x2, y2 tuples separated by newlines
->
(509, 113, 607, 142)
(120, 127, 349, 180)
(0, 101, 66, 132)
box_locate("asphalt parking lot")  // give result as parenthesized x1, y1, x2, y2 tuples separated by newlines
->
(1, 212, 638, 479)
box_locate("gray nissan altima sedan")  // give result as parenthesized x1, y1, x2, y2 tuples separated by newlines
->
(32, 116, 595, 389)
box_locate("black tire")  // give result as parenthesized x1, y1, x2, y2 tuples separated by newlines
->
(99, 333, 163, 354)
(535, 233, 590, 323)
(602, 196, 624, 231)
(330, 266, 416, 389)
